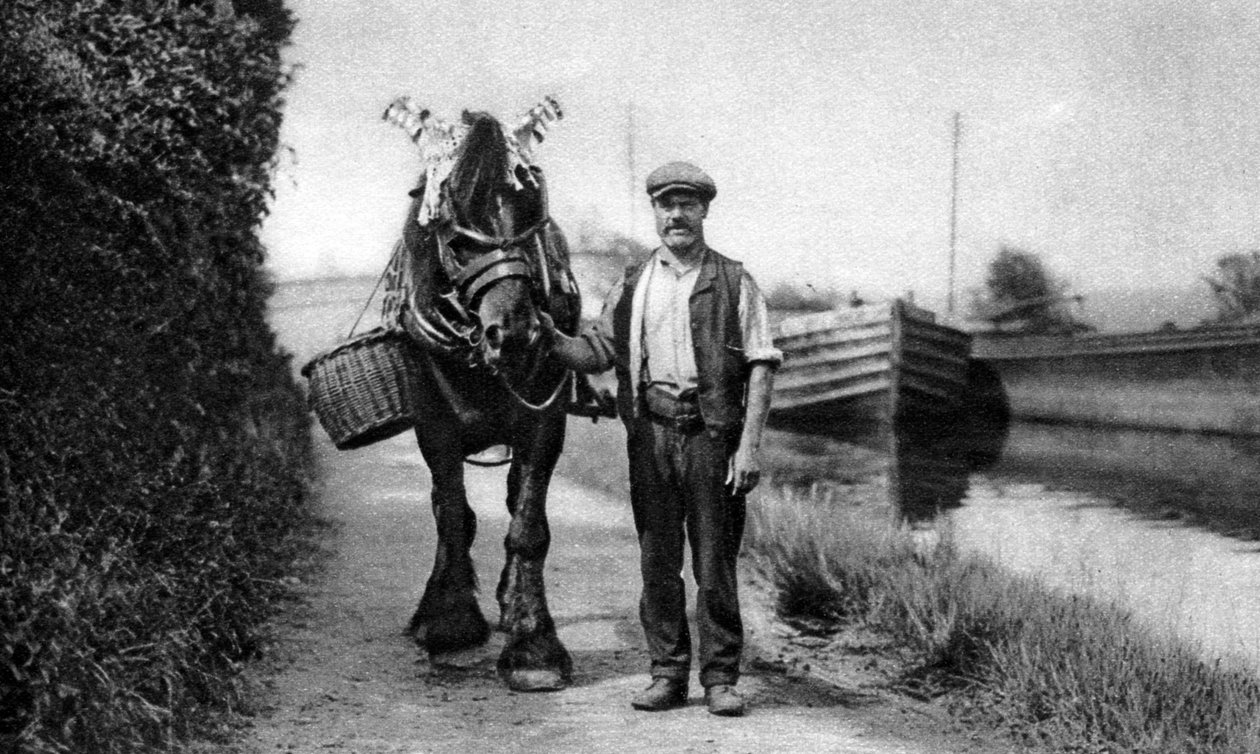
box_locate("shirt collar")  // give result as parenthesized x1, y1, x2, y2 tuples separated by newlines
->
(655, 243, 707, 274)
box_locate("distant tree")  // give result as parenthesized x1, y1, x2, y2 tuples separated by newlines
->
(1204, 251, 1260, 323)
(970, 245, 1091, 334)
(763, 282, 848, 312)
(572, 214, 653, 260)
(584, 230, 652, 259)
(986, 246, 1058, 302)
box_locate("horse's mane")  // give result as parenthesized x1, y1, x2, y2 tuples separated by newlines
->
(393, 111, 511, 315)
(448, 111, 511, 234)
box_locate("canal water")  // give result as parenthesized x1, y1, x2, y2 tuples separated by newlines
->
(272, 277, 1260, 674)
(905, 421, 1260, 674)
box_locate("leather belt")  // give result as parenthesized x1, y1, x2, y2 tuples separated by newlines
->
(643, 385, 703, 433)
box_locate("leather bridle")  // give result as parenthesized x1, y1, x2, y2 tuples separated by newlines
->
(432, 209, 568, 414)
(449, 232, 544, 307)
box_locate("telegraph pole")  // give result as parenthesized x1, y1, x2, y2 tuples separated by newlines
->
(627, 101, 638, 234)
(947, 111, 961, 316)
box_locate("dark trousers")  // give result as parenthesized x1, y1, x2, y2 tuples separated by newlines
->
(626, 416, 746, 688)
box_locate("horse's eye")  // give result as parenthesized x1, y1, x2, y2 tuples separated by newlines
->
(448, 238, 475, 258)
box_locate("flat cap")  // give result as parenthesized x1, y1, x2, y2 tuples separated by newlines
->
(645, 161, 716, 201)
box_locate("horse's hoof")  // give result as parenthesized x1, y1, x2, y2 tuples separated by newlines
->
(503, 668, 567, 692)
(410, 599, 491, 653)
(497, 629, 572, 690)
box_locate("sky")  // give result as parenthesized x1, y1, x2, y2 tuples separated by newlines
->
(260, 0, 1260, 320)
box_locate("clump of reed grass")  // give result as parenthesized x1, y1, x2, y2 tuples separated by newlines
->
(746, 483, 1260, 754)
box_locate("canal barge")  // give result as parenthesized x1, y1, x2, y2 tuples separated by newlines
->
(768, 299, 974, 448)
(971, 323, 1260, 436)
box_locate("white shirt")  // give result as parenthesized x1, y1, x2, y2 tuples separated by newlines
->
(641, 249, 702, 390)
(623, 248, 782, 400)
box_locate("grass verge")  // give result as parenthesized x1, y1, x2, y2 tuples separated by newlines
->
(746, 482, 1260, 754)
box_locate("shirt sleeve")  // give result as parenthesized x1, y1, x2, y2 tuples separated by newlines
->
(576, 274, 623, 372)
(738, 271, 783, 367)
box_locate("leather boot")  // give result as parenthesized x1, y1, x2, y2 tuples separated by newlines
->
(704, 684, 745, 716)
(630, 678, 688, 711)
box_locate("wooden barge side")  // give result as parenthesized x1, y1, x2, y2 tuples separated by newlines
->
(972, 323, 1260, 436)
(769, 299, 973, 449)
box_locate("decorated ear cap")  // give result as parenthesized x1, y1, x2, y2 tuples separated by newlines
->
(383, 96, 562, 225)
(645, 161, 716, 201)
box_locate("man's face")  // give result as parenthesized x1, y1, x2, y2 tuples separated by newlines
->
(652, 191, 708, 252)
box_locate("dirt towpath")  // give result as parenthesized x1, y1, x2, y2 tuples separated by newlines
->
(237, 421, 1006, 753)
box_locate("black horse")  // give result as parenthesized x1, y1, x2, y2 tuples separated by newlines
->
(381, 103, 583, 691)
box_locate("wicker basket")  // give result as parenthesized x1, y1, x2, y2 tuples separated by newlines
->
(301, 327, 424, 450)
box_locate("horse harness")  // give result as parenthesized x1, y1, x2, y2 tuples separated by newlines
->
(396, 199, 575, 414)
(444, 216, 554, 309)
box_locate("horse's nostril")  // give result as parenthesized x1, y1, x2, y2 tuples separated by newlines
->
(485, 324, 504, 349)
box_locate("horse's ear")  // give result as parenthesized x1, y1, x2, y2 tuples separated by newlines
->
(383, 97, 431, 142)
(513, 96, 562, 157)
(407, 174, 427, 198)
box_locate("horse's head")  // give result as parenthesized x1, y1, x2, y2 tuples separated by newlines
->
(387, 98, 563, 376)
(444, 111, 548, 372)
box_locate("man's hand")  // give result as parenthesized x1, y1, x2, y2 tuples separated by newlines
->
(536, 312, 608, 373)
(726, 442, 762, 495)
(537, 310, 558, 347)
(727, 362, 773, 496)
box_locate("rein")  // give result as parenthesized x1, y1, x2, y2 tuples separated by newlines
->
(499, 365, 570, 412)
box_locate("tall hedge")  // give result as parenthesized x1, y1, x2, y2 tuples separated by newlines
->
(0, 1, 311, 751)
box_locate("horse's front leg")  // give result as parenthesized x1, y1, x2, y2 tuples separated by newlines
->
(408, 425, 490, 654)
(495, 411, 572, 691)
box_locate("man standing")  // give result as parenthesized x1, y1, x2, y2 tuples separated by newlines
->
(545, 161, 780, 716)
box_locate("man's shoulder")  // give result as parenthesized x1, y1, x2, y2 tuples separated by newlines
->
(700, 246, 747, 289)
(620, 250, 658, 283)
(699, 248, 770, 302)
(702, 245, 742, 268)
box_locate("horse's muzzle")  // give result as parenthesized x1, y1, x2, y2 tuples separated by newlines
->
(480, 321, 540, 370)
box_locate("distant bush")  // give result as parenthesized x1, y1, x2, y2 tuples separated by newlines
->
(1204, 251, 1260, 323)
(969, 245, 1091, 334)
(574, 228, 652, 260)
(764, 282, 847, 312)
(0, 2, 311, 752)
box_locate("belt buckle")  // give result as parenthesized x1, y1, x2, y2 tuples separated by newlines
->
(672, 413, 701, 433)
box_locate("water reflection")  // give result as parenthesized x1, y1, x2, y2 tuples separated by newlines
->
(988, 422, 1260, 537)
(889, 423, 976, 523)
(767, 404, 1260, 669)
(768, 359, 1013, 524)
(893, 401, 1260, 538)
(764, 411, 1002, 525)
(891, 361, 1012, 523)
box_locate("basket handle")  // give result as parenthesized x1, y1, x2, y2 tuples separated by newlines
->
(348, 242, 402, 339)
